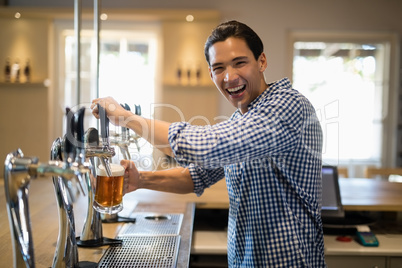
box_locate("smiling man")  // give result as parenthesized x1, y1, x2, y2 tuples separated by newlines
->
(91, 20, 325, 267)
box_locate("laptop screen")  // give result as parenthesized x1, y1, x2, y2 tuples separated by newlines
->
(321, 165, 345, 220)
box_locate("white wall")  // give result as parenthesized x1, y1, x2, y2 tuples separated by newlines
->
(8, 0, 402, 115)
(8, 0, 402, 77)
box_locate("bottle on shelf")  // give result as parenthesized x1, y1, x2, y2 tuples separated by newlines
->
(24, 59, 31, 83)
(12, 59, 20, 83)
(4, 58, 11, 82)
(195, 62, 201, 85)
(176, 62, 182, 85)
(186, 66, 191, 85)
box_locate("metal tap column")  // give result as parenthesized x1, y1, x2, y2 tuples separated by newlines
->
(74, 0, 81, 106)
(4, 149, 89, 268)
(77, 127, 122, 247)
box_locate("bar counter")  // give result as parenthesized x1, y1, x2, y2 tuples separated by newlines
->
(3, 174, 402, 267)
(0, 177, 196, 268)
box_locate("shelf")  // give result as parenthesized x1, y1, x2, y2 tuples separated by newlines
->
(0, 82, 47, 89)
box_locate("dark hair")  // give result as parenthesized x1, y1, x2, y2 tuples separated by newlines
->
(204, 20, 264, 66)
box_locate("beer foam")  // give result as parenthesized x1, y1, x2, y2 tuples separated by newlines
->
(97, 163, 125, 177)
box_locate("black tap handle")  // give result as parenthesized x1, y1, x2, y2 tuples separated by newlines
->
(85, 128, 99, 147)
(123, 103, 131, 111)
(98, 103, 109, 139)
(135, 105, 141, 116)
(120, 104, 131, 134)
(64, 107, 74, 155)
(74, 107, 86, 145)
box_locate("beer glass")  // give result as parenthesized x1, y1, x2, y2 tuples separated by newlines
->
(93, 163, 125, 214)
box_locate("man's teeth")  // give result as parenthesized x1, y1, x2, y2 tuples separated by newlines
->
(227, 85, 245, 93)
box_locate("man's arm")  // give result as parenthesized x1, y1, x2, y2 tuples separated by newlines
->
(121, 160, 194, 195)
(91, 96, 173, 156)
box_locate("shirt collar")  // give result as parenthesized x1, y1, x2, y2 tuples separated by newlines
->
(238, 77, 291, 114)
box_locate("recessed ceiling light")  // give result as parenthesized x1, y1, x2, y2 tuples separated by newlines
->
(14, 12, 21, 19)
(100, 13, 108, 21)
(186, 15, 194, 22)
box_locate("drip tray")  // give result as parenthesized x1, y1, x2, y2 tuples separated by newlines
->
(118, 213, 183, 236)
(98, 213, 184, 267)
(98, 235, 181, 268)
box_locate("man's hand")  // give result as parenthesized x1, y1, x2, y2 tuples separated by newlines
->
(91, 97, 132, 127)
(121, 159, 141, 195)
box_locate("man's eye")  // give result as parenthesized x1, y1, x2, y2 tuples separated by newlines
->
(213, 67, 223, 73)
(236, 61, 246, 66)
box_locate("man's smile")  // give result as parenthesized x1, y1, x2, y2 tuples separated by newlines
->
(226, 84, 246, 96)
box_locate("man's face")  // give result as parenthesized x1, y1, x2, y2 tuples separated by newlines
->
(208, 37, 267, 114)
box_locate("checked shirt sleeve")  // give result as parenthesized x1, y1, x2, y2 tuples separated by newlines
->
(168, 88, 307, 170)
(186, 163, 225, 196)
(169, 122, 225, 196)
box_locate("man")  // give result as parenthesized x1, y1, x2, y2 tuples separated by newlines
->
(92, 20, 325, 267)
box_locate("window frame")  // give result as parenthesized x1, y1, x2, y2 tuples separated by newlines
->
(51, 19, 162, 139)
(287, 31, 399, 176)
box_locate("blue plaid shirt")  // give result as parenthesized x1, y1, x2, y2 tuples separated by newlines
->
(169, 78, 325, 267)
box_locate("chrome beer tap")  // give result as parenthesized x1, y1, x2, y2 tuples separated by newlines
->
(110, 103, 134, 159)
(76, 126, 122, 247)
(51, 137, 80, 268)
(50, 107, 96, 268)
(4, 147, 88, 268)
(109, 103, 142, 159)
(101, 103, 139, 224)
(97, 103, 114, 177)
(121, 103, 132, 155)
(131, 104, 142, 153)
(75, 104, 122, 245)
(127, 104, 142, 154)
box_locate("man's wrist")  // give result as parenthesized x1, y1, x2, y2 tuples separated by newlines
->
(137, 171, 147, 189)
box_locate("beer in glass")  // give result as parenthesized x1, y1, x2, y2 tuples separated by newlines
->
(94, 163, 125, 214)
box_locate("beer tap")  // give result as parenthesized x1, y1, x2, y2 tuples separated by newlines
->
(109, 103, 132, 160)
(109, 103, 141, 158)
(76, 126, 122, 247)
(50, 107, 99, 267)
(4, 146, 89, 268)
(101, 103, 138, 224)
(130, 104, 142, 153)
(97, 103, 113, 177)
(50, 107, 79, 268)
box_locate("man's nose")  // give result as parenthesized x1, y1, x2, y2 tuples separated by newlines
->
(224, 67, 237, 82)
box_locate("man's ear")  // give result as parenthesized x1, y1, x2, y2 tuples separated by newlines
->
(208, 67, 213, 80)
(259, 52, 268, 72)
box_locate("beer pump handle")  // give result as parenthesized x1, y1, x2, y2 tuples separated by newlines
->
(97, 103, 113, 177)
(123, 103, 131, 112)
(98, 103, 109, 146)
(64, 107, 74, 158)
(73, 107, 88, 196)
(120, 103, 131, 136)
(135, 104, 141, 116)
(74, 107, 86, 145)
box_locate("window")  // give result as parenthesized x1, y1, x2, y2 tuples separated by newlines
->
(55, 22, 160, 169)
(290, 32, 397, 172)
